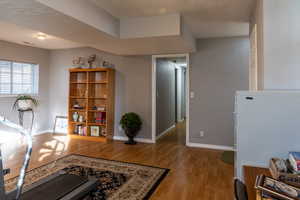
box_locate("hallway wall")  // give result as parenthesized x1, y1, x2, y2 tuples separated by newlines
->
(156, 58, 176, 136)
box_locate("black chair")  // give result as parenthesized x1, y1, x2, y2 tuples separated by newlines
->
(234, 178, 248, 200)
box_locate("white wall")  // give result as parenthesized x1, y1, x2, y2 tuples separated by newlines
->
(120, 14, 180, 39)
(263, 0, 300, 90)
(251, 0, 300, 90)
(0, 40, 50, 134)
(37, 0, 120, 37)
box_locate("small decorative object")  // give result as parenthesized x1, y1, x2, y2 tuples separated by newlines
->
(12, 95, 39, 111)
(87, 54, 96, 68)
(53, 116, 68, 134)
(101, 127, 107, 137)
(78, 125, 83, 135)
(97, 107, 105, 111)
(73, 112, 79, 122)
(79, 115, 84, 123)
(72, 56, 85, 68)
(102, 61, 114, 68)
(73, 101, 84, 109)
(120, 112, 142, 145)
(90, 126, 100, 137)
(255, 175, 300, 199)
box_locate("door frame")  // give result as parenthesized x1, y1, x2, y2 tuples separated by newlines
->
(151, 54, 190, 144)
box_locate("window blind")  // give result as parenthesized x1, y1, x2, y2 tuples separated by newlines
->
(0, 60, 38, 95)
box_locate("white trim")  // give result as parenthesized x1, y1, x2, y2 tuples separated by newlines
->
(33, 129, 52, 135)
(187, 142, 235, 151)
(151, 54, 190, 145)
(113, 136, 154, 144)
(156, 124, 175, 140)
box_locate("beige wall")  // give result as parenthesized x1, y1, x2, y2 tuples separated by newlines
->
(189, 37, 249, 147)
(0, 40, 50, 133)
(49, 48, 152, 139)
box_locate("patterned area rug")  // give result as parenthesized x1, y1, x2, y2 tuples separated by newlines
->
(5, 154, 170, 200)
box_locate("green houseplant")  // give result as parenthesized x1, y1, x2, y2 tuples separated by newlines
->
(12, 95, 39, 111)
(120, 112, 142, 145)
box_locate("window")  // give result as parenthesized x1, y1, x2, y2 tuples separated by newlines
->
(0, 60, 39, 96)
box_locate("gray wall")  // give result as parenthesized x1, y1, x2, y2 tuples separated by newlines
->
(0, 40, 50, 134)
(189, 37, 249, 146)
(156, 58, 176, 136)
(0, 37, 249, 146)
(49, 47, 152, 139)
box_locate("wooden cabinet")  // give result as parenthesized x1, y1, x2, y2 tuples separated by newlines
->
(68, 68, 115, 142)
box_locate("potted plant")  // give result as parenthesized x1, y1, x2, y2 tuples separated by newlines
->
(120, 112, 142, 145)
(12, 95, 39, 111)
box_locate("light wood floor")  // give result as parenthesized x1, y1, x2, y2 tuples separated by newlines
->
(1, 123, 234, 200)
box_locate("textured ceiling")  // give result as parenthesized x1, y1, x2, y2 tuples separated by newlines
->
(90, 0, 255, 38)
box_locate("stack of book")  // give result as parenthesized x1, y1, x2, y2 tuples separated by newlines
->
(75, 125, 87, 136)
(95, 112, 106, 124)
(288, 152, 300, 173)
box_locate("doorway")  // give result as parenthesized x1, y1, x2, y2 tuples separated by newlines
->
(152, 54, 189, 144)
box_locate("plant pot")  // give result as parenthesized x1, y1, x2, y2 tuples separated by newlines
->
(18, 100, 33, 110)
(124, 129, 138, 145)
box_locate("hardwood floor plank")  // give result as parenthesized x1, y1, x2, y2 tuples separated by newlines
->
(1, 122, 234, 199)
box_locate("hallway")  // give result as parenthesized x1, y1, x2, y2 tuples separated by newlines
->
(157, 121, 186, 145)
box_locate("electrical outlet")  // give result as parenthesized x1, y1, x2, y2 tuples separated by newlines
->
(190, 91, 195, 99)
(118, 125, 123, 132)
(200, 131, 204, 137)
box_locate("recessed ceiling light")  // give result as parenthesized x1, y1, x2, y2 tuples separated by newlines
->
(36, 33, 47, 40)
(159, 8, 167, 14)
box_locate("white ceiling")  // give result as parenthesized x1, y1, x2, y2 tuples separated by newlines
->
(90, 0, 255, 38)
(0, 0, 254, 54)
(0, 21, 83, 49)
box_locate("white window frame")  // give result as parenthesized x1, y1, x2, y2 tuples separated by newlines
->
(0, 59, 39, 97)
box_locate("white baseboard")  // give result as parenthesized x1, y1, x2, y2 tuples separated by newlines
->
(156, 124, 175, 140)
(33, 130, 52, 135)
(187, 142, 235, 151)
(113, 136, 154, 144)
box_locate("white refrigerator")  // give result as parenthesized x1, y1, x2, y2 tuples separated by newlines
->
(235, 91, 300, 179)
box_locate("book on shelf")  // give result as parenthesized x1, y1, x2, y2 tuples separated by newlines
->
(76, 125, 87, 136)
(90, 126, 100, 137)
(95, 112, 106, 124)
(289, 152, 300, 172)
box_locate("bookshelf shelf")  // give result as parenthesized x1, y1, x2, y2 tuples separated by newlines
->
(88, 110, 106, 112)
(88, 123, 106, 126)
(68, 68, 115, 142)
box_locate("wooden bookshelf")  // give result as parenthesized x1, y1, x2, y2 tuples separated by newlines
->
(68, 68, 115, 142)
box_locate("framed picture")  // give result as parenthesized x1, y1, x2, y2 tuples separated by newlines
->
(255, 175, 300, 200)
(90, 126, 100, 137)
(53, 116, 68, 134)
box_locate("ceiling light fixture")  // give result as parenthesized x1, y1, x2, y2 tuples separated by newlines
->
(36, 33, 47, 40)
